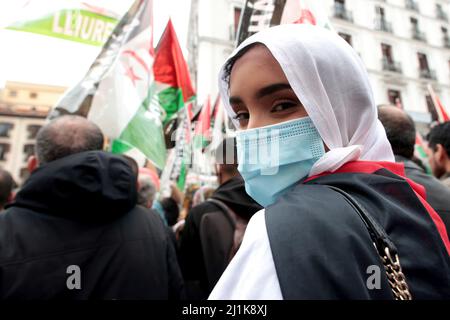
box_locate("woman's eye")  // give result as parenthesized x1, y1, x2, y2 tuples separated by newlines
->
(233, 112, 249, 126)
(271, 102, 296, 113)
(234, 112, 249, 121)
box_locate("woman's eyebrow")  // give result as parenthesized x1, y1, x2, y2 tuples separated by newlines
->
(255, 83, 292, 99)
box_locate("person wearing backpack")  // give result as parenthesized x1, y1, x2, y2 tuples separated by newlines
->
(178, 137, 262, 299)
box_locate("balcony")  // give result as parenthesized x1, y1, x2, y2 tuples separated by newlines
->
(333, 4, 353, 23)
(419, 69, 437, 80)
(374, 19, 393, 33)
(382, 58, 402, 73)
(437, 9, 449, 22)
(405, 0, 419, 12)
(412, 29, 426, 42)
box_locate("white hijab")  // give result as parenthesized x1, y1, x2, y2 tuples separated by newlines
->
(218, 24, 394, 176)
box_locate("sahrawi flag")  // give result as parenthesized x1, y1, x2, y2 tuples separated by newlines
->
(153, 19, 196, 125)
(51, 0, 167, 169)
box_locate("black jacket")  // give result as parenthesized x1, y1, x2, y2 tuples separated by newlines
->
(178, 176, 262, 299)
(0, 151, 184, 300)
(266, 166, 450, 299)
(395, 155, 450, 233)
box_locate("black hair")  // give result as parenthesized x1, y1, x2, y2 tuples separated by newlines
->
(378, 107, 416, 159)
(428, 122, 450, 157)
(161, 197, 179, 227)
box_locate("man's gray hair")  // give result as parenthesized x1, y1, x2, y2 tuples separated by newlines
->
(137, 175, 157, 207)
(36, 115, 104, 164)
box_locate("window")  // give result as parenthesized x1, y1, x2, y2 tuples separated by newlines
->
(29, 92, 38, 99)
(375, 7, 392, 32)
(417, 53, 435, 79)
(8, 90, 17, 97)
(23, 144, 35, 162)
(0, 123, 13, 138)
(410, 17, 418, 31)
(442, 27, 450, 47)
(406, 0, 419, 12)
(20, 168, 30, 181)
(0, 143, 10, 161)
(381, 44, 401, 72)
(410, 17, 426, 41)
(26, 125, 41, 140)
(388, 90, 402, 106)
(426, 95, 439, 122)
(437, 3, 448, 21)
(418, 53, 429, 71)
(334, 0, 353, 22)
(376, 6, 385, 19)
(381, 43, 393, 63)
(338, 32, 352, 46)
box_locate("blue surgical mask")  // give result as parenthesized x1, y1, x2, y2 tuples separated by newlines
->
(236, 116, 325, 207)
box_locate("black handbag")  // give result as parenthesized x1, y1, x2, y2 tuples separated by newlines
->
(328, 186, 412, 300)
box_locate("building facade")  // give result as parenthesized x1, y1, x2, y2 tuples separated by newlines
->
(188, 0, 450, 134)
(0, 81, 66, 184)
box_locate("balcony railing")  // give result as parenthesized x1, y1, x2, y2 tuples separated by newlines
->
(406, 0, 419, 12)
(374, 18, 393, 33)
(419, 69, 437, 80)
(382, 58, 402, 73)
(333, 4, 354, 23)
(437, 9, 449, 22)
(412, 29, 426, 42)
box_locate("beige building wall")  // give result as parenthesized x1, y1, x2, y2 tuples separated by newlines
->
(0, 81, 67, 184)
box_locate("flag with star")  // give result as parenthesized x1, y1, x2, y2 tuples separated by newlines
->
(153, 19, 195, 126)
(50, 0, 167, 169)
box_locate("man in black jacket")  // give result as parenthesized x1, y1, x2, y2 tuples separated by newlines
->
(178, 138, 262, 299)
(0, 115, 184, 299)
(378, 105, 450, 233)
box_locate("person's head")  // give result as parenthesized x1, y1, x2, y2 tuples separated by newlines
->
(0, 168, 15, 210)
(378, 105, 416, 159)
(29, 115, 104, 172)
(215, 137, 239, 184)
(220, 24, 394, 176)
(192, 185, 215, 207)
(137, 174, 157, 208)
(427, 122, 450, 178)
(161, 197, 180, 227)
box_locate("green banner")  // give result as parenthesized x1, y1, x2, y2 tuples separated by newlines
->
(7, 9, 118, 46)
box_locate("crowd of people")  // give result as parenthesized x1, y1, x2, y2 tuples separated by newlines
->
(0, 24, 450, 300)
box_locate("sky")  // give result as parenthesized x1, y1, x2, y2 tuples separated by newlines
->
(0, 0, 192, 88)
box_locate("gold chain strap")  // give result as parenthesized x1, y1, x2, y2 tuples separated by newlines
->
(381, 247, 412, 300)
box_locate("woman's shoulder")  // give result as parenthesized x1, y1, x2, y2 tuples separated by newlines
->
(266, 183, 360, 228)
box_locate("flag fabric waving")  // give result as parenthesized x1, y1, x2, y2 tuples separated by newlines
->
(194, 96, 212, 149)
(153, 19, 196, 125)
(428, 84, 450, 123)
(50, 0, 168, 169)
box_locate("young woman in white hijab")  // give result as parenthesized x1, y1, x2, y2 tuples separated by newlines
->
(209, 24, 450, 300)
